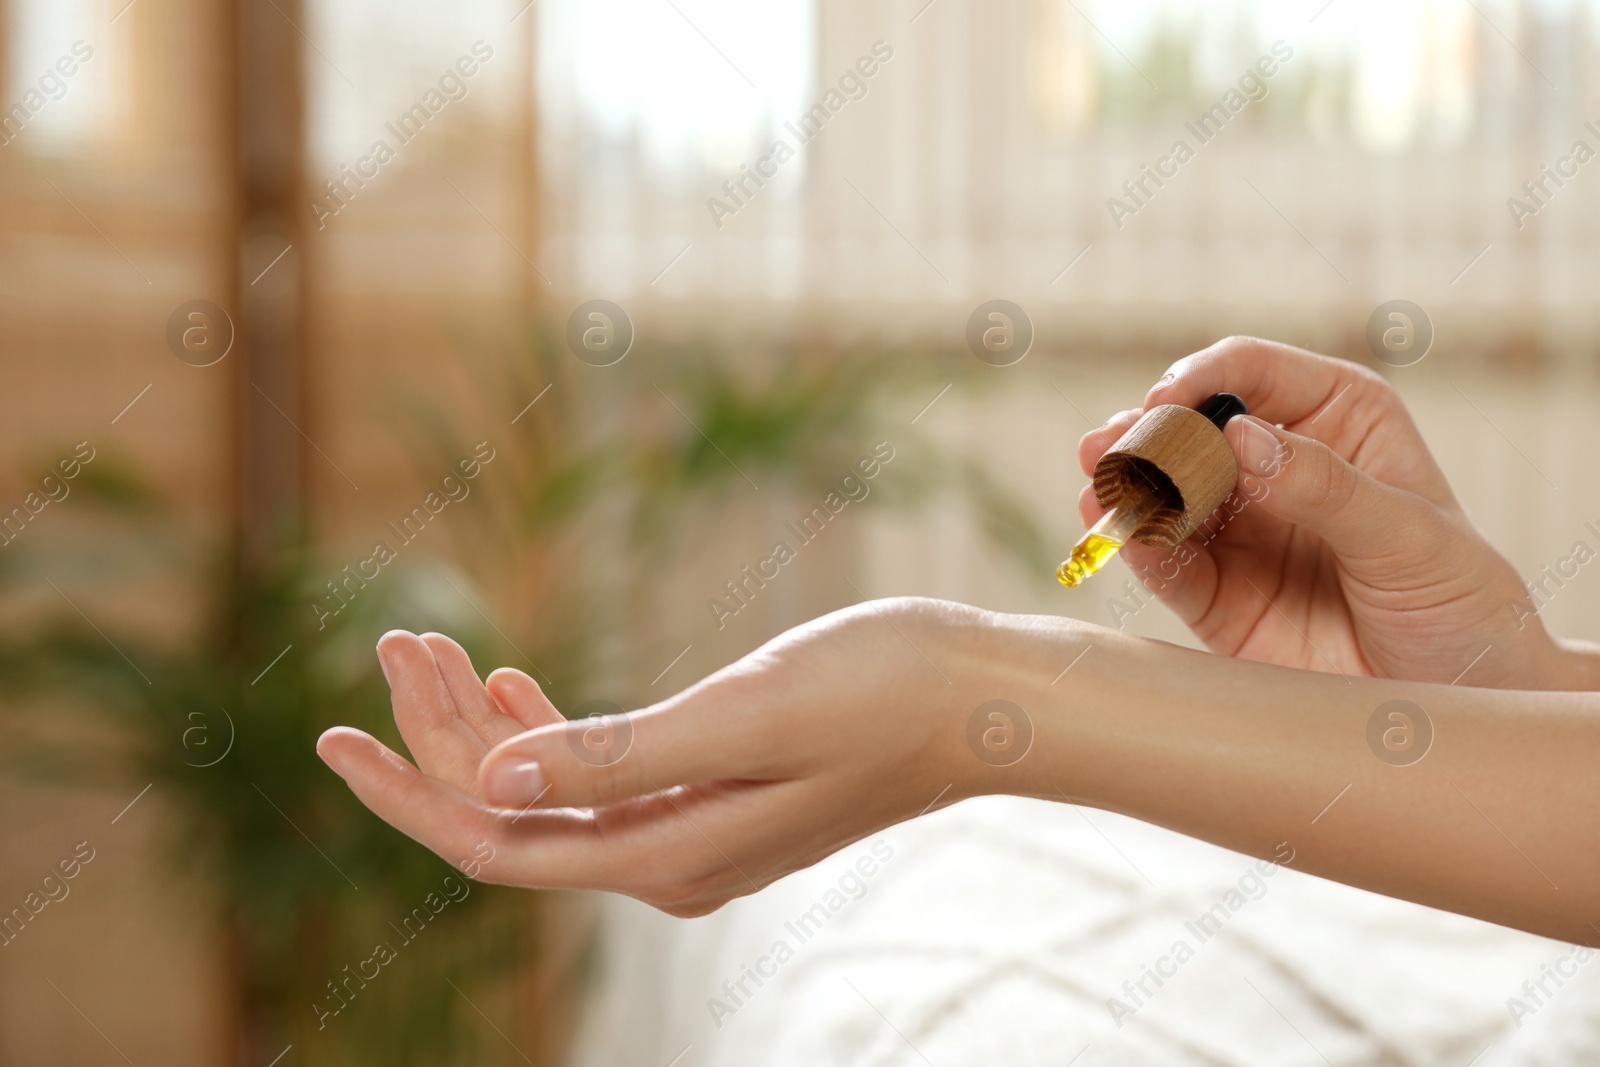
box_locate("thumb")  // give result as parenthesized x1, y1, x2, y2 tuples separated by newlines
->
(477, 686, 761, 810)
(1225, 414, 1440, 565)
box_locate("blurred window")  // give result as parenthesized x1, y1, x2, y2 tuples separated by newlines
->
(4, 0, 118, 156)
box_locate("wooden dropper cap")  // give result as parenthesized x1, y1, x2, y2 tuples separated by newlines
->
(1091, 393, 1246, 547)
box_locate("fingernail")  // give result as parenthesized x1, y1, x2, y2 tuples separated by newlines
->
(376, 645, 393, 686)
(486, 760, 546, 807)
(1154, 372, 1176, 389)
(1234, 415, 1286, 477)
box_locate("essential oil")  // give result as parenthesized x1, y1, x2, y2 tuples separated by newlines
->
(1055, 487, 1164, 588)
(1056, 531, 1125, 587)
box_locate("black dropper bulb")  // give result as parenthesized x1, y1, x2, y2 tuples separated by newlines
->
(1196, 392, 1248, 431)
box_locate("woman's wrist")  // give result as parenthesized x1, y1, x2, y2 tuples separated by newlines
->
(936, 606, 1126, 805)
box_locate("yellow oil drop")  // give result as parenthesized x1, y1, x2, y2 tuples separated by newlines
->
(1056, 532, 1126, 588)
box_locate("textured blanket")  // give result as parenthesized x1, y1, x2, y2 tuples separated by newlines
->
(571, 796, 1594, 1066)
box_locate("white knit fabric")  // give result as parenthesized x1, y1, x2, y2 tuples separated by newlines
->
(571, 796, 1582, 1067)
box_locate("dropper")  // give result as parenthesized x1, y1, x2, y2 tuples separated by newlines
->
(1057, 392, 1247, 588)
(1055, 477, 1168, 587)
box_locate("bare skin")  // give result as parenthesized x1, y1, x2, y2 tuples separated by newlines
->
(317, 337, 1600, 944)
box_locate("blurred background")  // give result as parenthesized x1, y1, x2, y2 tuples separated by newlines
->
(4, 0, 1600, 1063)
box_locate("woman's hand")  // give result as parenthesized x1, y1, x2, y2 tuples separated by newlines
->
(316, 600, 1055, 915)
(1078, 336, 1590, 690)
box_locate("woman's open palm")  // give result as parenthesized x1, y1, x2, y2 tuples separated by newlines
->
(317, 603, 1005, 914)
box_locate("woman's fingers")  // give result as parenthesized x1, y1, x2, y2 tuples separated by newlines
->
(382, 626, 750, 812)
(419, 633, 533, 746)
(317, 725, 630, 889)
(477, 682, 771, 811)
(1144, 336, 1364, 427)
(319, 724, 794, 911)
(380, 630, 500, 791)
(485, 667, 565, 732)
(1223, 415, 1449, 573)
(1077, 408, 1142, 476)
(1076, 414, 1444, 624)
(1143, 336, 1456, 505)
(317, 725, 502, 871)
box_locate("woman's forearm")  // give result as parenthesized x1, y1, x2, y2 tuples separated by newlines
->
(976, 613, 1600, 945)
